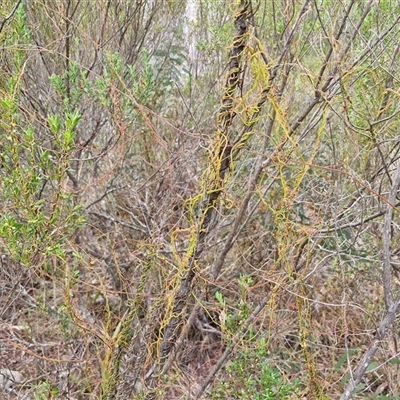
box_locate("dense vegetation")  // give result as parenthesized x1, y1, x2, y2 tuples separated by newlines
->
(1, 1, 400, 399)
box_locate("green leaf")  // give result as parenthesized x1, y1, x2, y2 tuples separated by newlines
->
(334, 349, 358, 371)
(365, 361, 379, 372)
(48, 114, 62, 134)
(215, 291, 224, 306)
(65, 110, 81, 132)
(24, 126, 34, 142)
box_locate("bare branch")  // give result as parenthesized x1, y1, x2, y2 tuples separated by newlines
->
(340, 297, 400, 400)
(0, 0, 22, 35)
(194, 290, 274, 400)
(383, 159, 400, 309)
(340, 160, 400, 399)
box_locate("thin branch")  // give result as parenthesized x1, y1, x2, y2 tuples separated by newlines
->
(340, 297, 400, 400)
(383, 159, 400, 309)
(315, 0, 357, 90)
(142, 3, 253, 397)
(0, 0, 23, 35)
(193, 290, 274, 400)
(340, 160, 400, 400)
